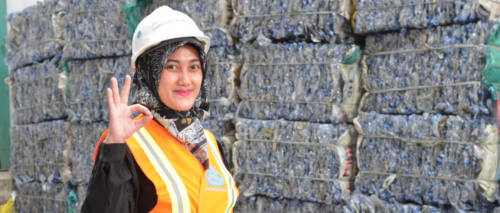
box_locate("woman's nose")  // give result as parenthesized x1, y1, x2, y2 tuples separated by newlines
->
(178, 69, 191, 85)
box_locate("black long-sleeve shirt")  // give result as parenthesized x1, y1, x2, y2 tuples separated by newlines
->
(81, 139, 230, 213)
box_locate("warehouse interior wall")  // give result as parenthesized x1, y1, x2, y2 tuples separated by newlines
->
(7, 0, 41, 15)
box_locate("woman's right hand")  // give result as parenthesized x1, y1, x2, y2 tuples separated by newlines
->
(104, 75, 153, 144)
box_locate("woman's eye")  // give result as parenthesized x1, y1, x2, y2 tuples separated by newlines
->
(191, 65, 200, 70)
(166, 65, 177, 70)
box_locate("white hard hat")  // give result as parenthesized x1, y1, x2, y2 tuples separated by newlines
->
(131, 6, 211, 72)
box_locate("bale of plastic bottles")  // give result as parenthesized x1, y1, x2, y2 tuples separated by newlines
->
(4, 0, 64, 70)
(230, 0, 355, 44)
(354, 111, 500, 212)
(238, 43, 362, 122)
(61, 0, 137, 59)
(360, 21, 498, 117)
(233, 118, 357, 204)
(352, 0, 484, 34)
(8, 56, 67, 125)
(10, 120, 70, 213)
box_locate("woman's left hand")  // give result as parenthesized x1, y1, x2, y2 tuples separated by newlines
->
(104, 75, 153, 144)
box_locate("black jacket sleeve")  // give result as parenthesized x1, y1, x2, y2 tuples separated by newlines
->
(81, 143, 139, 213)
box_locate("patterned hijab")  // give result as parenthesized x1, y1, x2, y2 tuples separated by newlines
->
(132, 37, 211, 169)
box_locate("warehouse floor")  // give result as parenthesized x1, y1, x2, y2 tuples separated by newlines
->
(0, 171, 12, 205)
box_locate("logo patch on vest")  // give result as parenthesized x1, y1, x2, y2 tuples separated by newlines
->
(206, 166, 224, 187)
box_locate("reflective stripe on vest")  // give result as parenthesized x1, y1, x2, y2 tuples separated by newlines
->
(132, 128, 191, 213)
(204, 131, 238, 213)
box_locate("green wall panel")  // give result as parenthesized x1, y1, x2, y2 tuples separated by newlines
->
(0, 0, 11, 170)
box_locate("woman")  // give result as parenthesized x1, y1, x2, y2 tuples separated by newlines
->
(81, 6, 239, 213)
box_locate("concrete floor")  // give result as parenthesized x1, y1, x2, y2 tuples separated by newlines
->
(0, 171, 13, 205)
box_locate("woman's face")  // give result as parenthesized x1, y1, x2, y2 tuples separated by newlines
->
(158, 45, 203, 111)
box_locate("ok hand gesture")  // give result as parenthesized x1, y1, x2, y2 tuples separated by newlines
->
(104, 75, 153, 144)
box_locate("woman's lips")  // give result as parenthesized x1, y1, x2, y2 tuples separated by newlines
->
(174, 90, 192, 96)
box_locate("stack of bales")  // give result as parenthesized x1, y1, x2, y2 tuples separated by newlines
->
(230, 0, 363, 211)
(351, 0, 500, 211)
(5, 1, 71, 212)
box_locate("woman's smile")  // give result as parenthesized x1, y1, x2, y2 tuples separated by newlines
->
(174, 89, 193, 97)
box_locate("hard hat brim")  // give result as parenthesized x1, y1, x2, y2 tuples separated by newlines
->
(131, 35, 210, 72)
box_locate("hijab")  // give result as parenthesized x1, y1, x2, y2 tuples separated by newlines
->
(131, 37, 211, 169)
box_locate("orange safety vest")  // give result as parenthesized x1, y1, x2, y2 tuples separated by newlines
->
(95, 119, 239, 213)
